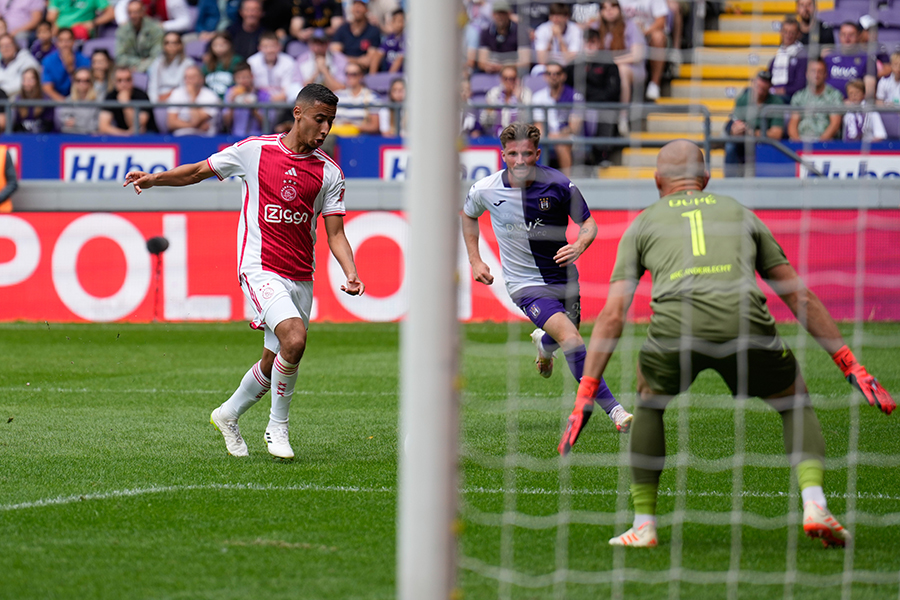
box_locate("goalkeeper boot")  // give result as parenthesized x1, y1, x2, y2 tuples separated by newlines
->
(609, 522, 658, 547)
(210, 407, 248, 457)
(530, 329, 554, 378)
(803, 501, 851, 548)
(609, 405, 633, 433)
(264, 423, 294, 460)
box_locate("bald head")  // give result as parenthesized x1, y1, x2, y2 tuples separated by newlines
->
(655, 140, 709, 196)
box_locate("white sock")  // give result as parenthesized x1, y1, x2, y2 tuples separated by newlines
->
(801, 486, 827, 508)
(220, 361, 270, 420)
(268, 353, 299, 426)
(633, 514, 657, 529)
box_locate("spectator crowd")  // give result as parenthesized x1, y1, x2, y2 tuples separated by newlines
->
(0, 0, 894, 174)
(724, 0, 900, 176)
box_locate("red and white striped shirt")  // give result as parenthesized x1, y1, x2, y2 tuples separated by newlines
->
(207, 134, 346, 282)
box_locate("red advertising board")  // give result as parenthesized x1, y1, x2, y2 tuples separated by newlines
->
(0, 210, 897, 323)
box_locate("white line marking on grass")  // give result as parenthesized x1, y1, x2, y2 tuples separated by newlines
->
(0, 386, 399, 397)
(3, 484, 899, 513)
(0, 483, 392, 512)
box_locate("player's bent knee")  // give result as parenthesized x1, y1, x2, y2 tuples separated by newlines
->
(274, 318, 307, 363)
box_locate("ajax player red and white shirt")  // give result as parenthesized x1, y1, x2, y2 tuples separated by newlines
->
(207, 133, 346, 282)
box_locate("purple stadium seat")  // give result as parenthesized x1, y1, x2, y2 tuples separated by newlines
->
(132, 71, 148, 90)
(364, 72, 397, 95)
(82, 37, 116, 59)
(524, 74, 547, 92)
(285, 40, 307, 58)
(154, 106, 169, 134)
(470, 73, 499, 94)
(185, 39, 207, 61)
(882, 112, 900, 139)
(880, 27, 900, 49)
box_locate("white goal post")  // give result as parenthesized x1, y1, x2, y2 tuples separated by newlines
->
(397, 0, 461, 599)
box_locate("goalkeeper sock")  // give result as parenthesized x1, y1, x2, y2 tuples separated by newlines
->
(631, 483, 659, 516)
(630, 405, 667, 484)
(268, 353, 299, 426)
(634, 514, 657, 528)
(801, 485, 827, 508)
(220, 361, 270, 420)
(798, 459, 827, 508)
(780, 405, 826, 466)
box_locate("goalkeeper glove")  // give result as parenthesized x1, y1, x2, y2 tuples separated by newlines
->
(558, 377, 598, 455)
(832, 345, 895, 415)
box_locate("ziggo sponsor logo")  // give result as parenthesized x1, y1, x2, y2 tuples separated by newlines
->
(264, 205, 311, 224)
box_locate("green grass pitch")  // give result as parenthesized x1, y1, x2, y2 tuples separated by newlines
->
(1, 321, 898, 599)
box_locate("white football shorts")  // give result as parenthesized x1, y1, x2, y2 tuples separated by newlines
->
(241, 271, 313, 353)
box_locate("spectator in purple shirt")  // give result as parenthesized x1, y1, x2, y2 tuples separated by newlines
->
(825, 21, 876, 97)
(28, 20, 54, 63)
(531, 62, 584, 175)
(368, 8, 403, 74)
(14, 67, 54, 132)
(768, 16, 807, 102)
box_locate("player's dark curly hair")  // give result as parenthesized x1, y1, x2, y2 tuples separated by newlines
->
(296, 83, 339, 107)
(499, 122, 541, 149)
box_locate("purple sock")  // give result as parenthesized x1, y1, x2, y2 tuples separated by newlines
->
(540, 332, 560, 355)
(564, 345, 619, 415)
(564, 345, 586, 381)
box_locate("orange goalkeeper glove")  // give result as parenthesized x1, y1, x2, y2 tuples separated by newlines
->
(832, 345, 895, 415)
(558, 377, 598, 455)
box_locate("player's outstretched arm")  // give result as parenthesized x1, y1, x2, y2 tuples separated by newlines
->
(767, 263, 895, 415)
(461, 214, 493, 285)
(123, 160, 215, 195)
(555, 216, 598, 266)
(324, 214, 365, 296)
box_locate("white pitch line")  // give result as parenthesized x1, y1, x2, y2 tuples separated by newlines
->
(0, 386, 399, 397)
(0, 483, 393, 512)
(3, 483, 898, 513)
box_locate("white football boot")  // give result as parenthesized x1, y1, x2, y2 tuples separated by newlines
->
(530, 329, 554, 378)
(609, 405, 634, 433)
(609, 522, 658, 547)
(264, 423, 294, 460)
(803, 501, 851, 548)
(210, 407, 249, 457)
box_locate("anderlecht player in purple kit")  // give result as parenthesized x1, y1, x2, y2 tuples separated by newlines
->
(462, 122, 633, 438)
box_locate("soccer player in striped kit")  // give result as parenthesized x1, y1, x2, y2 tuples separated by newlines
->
(124, 83, 365, 459)
(462, 121, 633, 439)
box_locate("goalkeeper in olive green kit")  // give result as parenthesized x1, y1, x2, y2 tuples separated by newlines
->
(558, 140, 895, 549)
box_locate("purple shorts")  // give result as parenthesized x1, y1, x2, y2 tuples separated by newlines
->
(512, 286, 581, 330)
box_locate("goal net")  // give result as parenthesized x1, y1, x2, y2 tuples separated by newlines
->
(449, 0, 900, 596)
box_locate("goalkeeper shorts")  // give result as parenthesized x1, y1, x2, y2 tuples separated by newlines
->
(638, 334, 798, 399)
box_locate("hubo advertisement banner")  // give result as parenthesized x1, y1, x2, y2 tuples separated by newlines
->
(756, 140, 900, 178)
(796, 150, 900, 179)
(0, 135, 503, 180)
(61, 143, 180, 181)
(0, 210, 898, 323)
